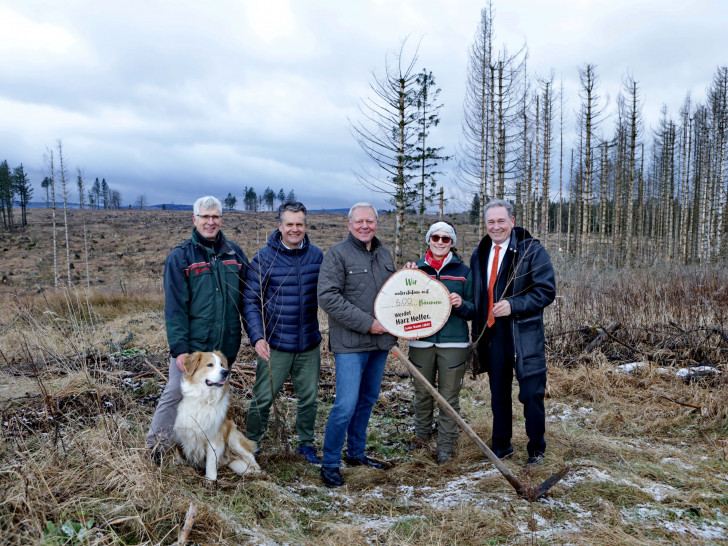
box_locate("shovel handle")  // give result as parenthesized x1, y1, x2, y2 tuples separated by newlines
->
(391, 346, 525, 494)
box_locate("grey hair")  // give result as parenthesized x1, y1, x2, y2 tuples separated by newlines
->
(193, 196, 223, 217)
(278, 201, 307, 223)
(348, 202, 378, 220)
(483, 199, 514, 218)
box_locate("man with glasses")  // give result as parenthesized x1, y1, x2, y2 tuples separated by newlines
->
(242, 201, 324, 464)
(146, 195, 249, 461)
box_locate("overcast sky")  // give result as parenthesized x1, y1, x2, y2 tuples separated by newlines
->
(2, 0, 726, 210)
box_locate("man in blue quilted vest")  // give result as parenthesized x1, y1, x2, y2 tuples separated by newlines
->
(243, 201, 324, 464)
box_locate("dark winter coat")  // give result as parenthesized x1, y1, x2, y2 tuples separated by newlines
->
(415, 253, 475, 344)
(317, 233, 397, 353)
(470, 227, 555, 379)
(164, 229, 249, 361)
(242, 229, 323, 353)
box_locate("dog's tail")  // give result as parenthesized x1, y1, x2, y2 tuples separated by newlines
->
(231, 433, 258, 457)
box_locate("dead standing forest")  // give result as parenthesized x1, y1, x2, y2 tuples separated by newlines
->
(1, 7, 728, 546)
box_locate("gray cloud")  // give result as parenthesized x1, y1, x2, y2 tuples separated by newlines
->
(2, 0, 726, 209)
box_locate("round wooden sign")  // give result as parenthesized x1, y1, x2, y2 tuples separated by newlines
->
(374, 269, 451, 340)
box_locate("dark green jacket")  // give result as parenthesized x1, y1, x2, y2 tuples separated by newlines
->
(164, 229, 249, 362)
(415, 253, 475, 344)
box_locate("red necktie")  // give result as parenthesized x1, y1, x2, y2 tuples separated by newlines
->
(486, 245, 500, 328)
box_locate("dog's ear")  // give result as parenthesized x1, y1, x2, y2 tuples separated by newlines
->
(183, 352, 203, 375)
(214, 350, 228, 369)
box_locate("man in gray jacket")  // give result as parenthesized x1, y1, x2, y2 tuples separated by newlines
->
(317, 202, 396, 487)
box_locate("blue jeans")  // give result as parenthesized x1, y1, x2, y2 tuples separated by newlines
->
(322, 350, 388, 468)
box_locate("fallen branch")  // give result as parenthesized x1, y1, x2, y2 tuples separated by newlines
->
(659, 395, 702, 410)
(144, 359, 168, 381)
(706, 326, 728, 344)
(177, 503, 197, 545)
(585, 321, 621, 353)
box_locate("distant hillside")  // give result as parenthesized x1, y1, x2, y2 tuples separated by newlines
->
(26, 202, 193, 211)
(26, 203, 381, 214)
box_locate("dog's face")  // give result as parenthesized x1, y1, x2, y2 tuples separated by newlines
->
(182, 351, 230, 388)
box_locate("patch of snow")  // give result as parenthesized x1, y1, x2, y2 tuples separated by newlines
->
(607, 362, 720, 379)
(633, 479, 678, 501)
(610, 362, 648, 374)
(660, 457, 694, 470)
(546, 402, 596, 424)
(676, 366, 721, 378)
(559, 466, 678, 501)
(622, 504, 728, 541)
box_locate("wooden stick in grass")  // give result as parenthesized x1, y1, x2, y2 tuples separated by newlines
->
(177, 503, 197, 545)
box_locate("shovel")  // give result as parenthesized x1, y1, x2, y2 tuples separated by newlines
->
(391, 346, 569, 501)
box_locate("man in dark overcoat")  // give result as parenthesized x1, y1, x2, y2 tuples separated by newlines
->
(470, 199, 555, 465)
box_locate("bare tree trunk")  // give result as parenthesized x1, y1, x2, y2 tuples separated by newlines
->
(521, 88, 530, 226)
(533, 93, 541, 236)
(496, 61, 506, 199)
(625, 79, 640, 267)
(581, 85, 593, 258)
(665, 122, 676, 260)
(577, 65, 603, 259)
(77, 167, 91, 288)
(710, 67, 728, 257)
(683, 119, 693, 263)
(46, 150, 59, 288)
(57, 140, 72, 286)
(637, 143, 645, 263)
(541, 80, 552, 245)
(567, 149, 574, 254)
(558, 79, 564, 250)
(698, 119, 711, 262)
(613, 130, 624, 266)
(489, 65, 497, 201)
(599, 141, 608, 252)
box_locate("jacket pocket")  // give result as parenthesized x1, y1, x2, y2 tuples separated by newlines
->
(380, 263, 396, 284)
(517, 315, 546, 377)
(224, 322, 242, 358)
(345, 267, 371, 298)
(188, 321, 213, 351)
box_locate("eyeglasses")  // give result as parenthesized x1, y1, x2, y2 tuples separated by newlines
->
(430, 234, 452, 243)
(197, 214, 221, 222)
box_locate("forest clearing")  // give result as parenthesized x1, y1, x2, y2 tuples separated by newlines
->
(1, 209, 727, 545)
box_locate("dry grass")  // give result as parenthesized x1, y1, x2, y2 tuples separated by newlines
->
(1, 211, 727, 544)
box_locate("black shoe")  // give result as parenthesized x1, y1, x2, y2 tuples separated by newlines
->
(296, 445, 323, 465)
(320, 466, 344, 487)
(344, 455, 383, 469)
(149, 447, 164, 466)
(491, 445, 514, 460)
(526, 453, 545, 466)
(437, 450, 452, 465)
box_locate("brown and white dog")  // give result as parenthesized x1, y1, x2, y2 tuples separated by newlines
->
(173, 351, 260, 480)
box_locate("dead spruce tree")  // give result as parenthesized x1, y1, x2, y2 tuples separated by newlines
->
(350, 38, 421, 266)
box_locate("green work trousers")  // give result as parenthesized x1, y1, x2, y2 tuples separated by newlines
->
(246, 345, 321, 447)
(408, 345, 468, 453)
